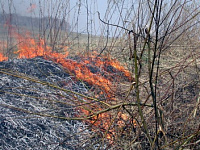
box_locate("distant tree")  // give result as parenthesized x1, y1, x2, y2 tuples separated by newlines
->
(0, 12, 71, 32)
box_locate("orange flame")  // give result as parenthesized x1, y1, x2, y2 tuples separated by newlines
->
(14, 32, 115, 96)
(0, 29, 135, 143)
(81, 53, 133, 82)
(27, 4, 37, 13)
(82, 109, 136, 142)
(57, 58, 112, 93)
(0, 53, 8, 61)
(15, 32, 68, 59)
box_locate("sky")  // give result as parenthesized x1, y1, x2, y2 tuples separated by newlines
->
(0, 0, 107, 17)
(1, 0, 165, 37)
(0, 0, 110, 35)
(1, 0, 199, 38)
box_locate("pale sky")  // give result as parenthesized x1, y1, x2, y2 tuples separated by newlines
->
(0, 0, 110, 34)
(1, 0, 155, 36)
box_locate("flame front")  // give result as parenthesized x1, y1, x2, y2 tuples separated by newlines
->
(15, 32, 68, 59)
(0, 30, 135, 143)
(0, 40, 8, 61)
(0, 53, 8, 61)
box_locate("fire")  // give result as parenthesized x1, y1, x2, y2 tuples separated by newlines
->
(81, 53, 133, 81)
(27, 4, 37, 13)
(82, 109, 132, 142)
(14, 32, 69, 59)
(14, 32, 115, 95)
(0, 29, 135, 143)
(0, 53, 8, 61)
(60, 59, 112, 92)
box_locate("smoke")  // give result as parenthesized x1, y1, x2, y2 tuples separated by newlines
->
(1, 0, 38, 16)
(0, 0, 110, 35)
(1, 0, 63, 17)
(27, 3, 37, 13)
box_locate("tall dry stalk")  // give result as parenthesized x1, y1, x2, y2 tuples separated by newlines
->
(0, 0, 200, 149)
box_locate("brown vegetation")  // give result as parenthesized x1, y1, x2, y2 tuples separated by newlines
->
(0, 0, 199, 149)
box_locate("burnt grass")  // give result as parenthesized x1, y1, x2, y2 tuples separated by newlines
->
(0, 56, 199, 149)
(0, 56, 132, 149)
(0, 57, 94, 149)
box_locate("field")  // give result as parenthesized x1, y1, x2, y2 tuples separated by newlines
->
(0, 1, 200, 149)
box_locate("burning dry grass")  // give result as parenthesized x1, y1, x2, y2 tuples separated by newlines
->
(0, 26, 199, 149)
(0, 30, 141, 148)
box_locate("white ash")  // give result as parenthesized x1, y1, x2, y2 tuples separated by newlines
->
(0, 57, 94, 150)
